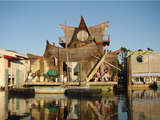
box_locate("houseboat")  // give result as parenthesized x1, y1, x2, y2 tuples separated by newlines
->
(125, 51, 160, 88)
(26, 16, 119, 86)
(0, 48, 30, 88)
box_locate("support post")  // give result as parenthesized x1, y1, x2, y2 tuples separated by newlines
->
(105, 45, 108, 56)
(145, 76, 147, 85)
(156, 76, 158, 84)
(65, 21, 69, 82)
(16, 69, 19, 86)
(60, 61, 63, 75)
(5, 69, 8, 91)
(11, 62, 12, 85)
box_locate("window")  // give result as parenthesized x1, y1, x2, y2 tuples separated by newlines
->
(137, 55, 143, 63)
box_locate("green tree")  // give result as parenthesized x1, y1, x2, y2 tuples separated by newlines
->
(118, 47, 130, 64)
(112, 59, 121, 75)
(103, 49, 112, 54)
(147, 47, 154, 51)
(138, 49, 143, 51)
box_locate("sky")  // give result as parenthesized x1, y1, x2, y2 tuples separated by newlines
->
(0, 1, 160, 56)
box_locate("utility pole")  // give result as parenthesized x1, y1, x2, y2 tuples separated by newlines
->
(65, 21, 69, 83)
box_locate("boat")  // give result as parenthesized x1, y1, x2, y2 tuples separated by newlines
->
(35, 85, 90, 94)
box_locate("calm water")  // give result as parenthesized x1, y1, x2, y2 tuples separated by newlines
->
(0, 88, 160, 120)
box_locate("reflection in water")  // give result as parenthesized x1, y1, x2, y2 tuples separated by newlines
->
(133, 89, 160, 120)
(0, 91, 30, 120)
(0, 89, 160, 120)
(26, 95, 119, 120)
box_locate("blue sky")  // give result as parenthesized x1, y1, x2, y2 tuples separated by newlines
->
(0, 1, 160, 56)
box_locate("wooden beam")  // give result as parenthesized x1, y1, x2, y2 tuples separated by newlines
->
(86, 55, 106, 82)
(88, 102, 102, 120)
(145, 76, 147, 85)
(105, 45, 108, 56)
(156, 76, 158, 84)
(92, 55, 121, 71)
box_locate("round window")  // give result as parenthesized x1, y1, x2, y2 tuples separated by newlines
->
(77, 30, 88, 41)
(137, 55, 143, 62)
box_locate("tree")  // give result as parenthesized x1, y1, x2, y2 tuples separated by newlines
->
(138, 49, 143, 51)
(147, 47, 154, 51)
(112, 59, 121, 76)
(103, 49, 112, 54)
(118, 47, 130, 65)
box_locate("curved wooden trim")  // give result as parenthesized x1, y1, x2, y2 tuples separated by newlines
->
(59, 21, 109, 29)
(88, 21, 109, 28)
(59, 24, 76, 28)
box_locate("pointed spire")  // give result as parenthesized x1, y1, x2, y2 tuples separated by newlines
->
(76, 16, 90, 36)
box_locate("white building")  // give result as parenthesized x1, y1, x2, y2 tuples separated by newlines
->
(0, 48, 30, 87)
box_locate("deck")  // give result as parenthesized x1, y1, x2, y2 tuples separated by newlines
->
(132, 83, 157, 88)
(24, 81, 117, 86)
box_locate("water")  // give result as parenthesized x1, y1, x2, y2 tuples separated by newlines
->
(0, 88, 160, 120)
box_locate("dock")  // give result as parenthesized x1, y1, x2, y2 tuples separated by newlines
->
(24, 81, 117, 86)
(9, 81, 117, 95)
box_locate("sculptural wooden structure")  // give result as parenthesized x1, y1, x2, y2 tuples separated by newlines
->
(27, 16, 120, 82)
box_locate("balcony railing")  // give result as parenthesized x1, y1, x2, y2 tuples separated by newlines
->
(103, 34, 110, 41)
(59, 37, 66, 43)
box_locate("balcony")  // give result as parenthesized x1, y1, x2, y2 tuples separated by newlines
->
(102, 34, 110, 46)
(59, 37, 66, 48)
(59, 34, 110, 47)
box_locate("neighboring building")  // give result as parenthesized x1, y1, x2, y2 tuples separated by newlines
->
(125, 51, 160, 87)
(27, 16, 119, 82)
(26, 53, 43, 74)
(0, 48, 30, 87)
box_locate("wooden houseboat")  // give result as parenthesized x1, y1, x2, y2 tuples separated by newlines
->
(125, 51, 160, 88)
(26, 16, 120, 87)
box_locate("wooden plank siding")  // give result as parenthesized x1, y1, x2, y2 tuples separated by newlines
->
(43, 40, 101, 62)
